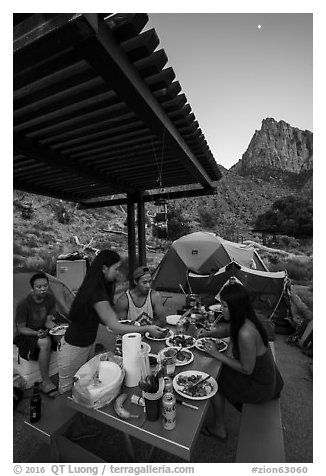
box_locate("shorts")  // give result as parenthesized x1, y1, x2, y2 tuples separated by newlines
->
(14, 334, 57, 361)
(57, 336, 95, 394)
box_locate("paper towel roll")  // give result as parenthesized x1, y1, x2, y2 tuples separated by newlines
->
(122, 332, 142, 387)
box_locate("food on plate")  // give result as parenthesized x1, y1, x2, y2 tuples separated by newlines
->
(176, 373, 213, 398)
(196, 337, 228, 352)
(176, 349, 192, 363)
(49, 324, 68, 335)
(167, 334, 195, 348)
(146, 329, 172, 340)
(114, 393, 139, 419)
(158, 328, 171, 338)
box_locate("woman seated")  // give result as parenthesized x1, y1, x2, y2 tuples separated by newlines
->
(202, 282, 284, 441)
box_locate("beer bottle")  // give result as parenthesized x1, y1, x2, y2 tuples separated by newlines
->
(30, 381, 42, 423)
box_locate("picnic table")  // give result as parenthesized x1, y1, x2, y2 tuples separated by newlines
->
(67, 326, 222, 462)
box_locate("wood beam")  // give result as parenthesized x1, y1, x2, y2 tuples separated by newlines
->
(72, 14, 214, 188)
(78, 186, 217, 209)
(13, 131, 136, 194)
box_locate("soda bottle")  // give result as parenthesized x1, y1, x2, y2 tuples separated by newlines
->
(30, 381, 42, 423)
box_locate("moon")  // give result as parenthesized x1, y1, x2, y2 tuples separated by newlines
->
(257, 24, 262, 29)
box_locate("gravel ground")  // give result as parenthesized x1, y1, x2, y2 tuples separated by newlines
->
(13, 332, 313, 464)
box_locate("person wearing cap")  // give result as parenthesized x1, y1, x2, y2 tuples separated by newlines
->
(114, 265, 166, 328)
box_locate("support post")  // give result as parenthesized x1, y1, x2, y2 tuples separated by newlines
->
(127, 194, 136, 286)
(137, 191, 146, 266)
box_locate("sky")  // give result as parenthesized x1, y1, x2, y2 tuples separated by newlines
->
(145, 13, 313, 169)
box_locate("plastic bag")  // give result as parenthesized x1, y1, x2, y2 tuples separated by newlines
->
(72, 352, 125, 409)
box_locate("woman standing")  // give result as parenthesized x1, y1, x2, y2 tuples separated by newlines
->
(58, 250, 164, 394)
(202, 283, 284, 440)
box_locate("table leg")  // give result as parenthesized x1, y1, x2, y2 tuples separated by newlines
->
(147, 445, 157, 462)
(123, 433, 136, 462)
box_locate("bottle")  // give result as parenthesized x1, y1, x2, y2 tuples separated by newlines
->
(162, 391, 176, 430)
(187, 314, 198, 338)
(163, 376, 173, 393)
(30, 382, 42, 423)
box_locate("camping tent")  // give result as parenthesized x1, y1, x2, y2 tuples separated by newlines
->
(188, 262, 291, 319)
(152, 232, 268, 293)
(13, 272, 75, 334)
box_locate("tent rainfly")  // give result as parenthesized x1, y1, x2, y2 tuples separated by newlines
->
(152, 231, 268, 293)
(188, 262, 291, 319)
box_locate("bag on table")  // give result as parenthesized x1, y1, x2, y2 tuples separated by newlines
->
(72, 352, 125, 410)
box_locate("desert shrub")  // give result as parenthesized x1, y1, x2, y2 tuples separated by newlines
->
(198, 206, 217, 229)
(13, 242, 26, 255)
(24, 236, 39, 248)
(280, 235, 300, 248)
(163, 207, 191, 241)
(285, 257, 313, 283)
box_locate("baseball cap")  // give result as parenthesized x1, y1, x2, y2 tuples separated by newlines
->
(133, 266, 151, 280)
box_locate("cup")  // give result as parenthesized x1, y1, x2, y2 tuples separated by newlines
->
(158, 348, 177, 377)
(148, 354, 159, 376)
(144, 389, 163, 421)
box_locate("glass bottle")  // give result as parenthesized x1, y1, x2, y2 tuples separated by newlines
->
(30, 381, 42, 423)
(187, 314, 198, 338)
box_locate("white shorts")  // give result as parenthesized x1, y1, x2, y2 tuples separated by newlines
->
(57, 337, 95, 394)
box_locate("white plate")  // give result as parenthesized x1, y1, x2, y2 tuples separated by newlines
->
(49, 324, 68, 336)
(209, 304, 222, 312)
(166, 315, 181, 326)
(195, 337, 228, 353)
(145, 329, 173, 341)
(173, 370, 218, 400)
(140, 342, 151, 353)
(166, 334, 196, 349)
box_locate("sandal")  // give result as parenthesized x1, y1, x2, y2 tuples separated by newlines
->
(40, 383, 58, 398)
(201, 426, 228, 441)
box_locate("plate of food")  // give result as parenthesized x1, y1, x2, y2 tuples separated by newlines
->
(166, 315, 181, 326)
(173, 347, 194, 366)
(195, 337, 228, 353)
(119, 320, 140, 326)
(209, 304, 222, 312)
(145, 328, 173, 341)
(166, 334, 196, 349)
(173, 370, 218, 400)
(49, 324, 69, 336)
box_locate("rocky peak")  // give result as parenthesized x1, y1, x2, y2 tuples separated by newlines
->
(232, 118, 313, 175)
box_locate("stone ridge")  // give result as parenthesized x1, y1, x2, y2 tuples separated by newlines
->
(232, 118, 313, 175)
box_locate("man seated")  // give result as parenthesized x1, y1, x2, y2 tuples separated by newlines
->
(114, 266, 166, 328)
(14, 272, 58, 398)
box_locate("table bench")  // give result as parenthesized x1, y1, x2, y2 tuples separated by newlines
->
(235, 342, 285, 463)
(24, 393, 105, 462)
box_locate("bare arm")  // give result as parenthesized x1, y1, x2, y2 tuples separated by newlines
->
(198, 322, 230, 338)
(94, 301, 164, 337)
(151, 291, 166, 327)
(203, 327, 257, 375)
(114, 293, 128, 321)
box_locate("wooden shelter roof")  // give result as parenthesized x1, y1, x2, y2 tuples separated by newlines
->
(13, 13, 222, 208)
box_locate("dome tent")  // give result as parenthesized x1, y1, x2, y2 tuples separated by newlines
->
(152, 231, 268, 293)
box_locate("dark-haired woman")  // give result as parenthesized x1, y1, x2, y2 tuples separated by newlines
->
(58, 250, 164, 394)
(202, 283, 284, 440)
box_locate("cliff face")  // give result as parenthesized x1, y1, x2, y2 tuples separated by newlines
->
(232, 118, 313, 175)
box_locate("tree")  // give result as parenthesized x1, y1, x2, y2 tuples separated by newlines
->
(255, 195, 312, 237)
